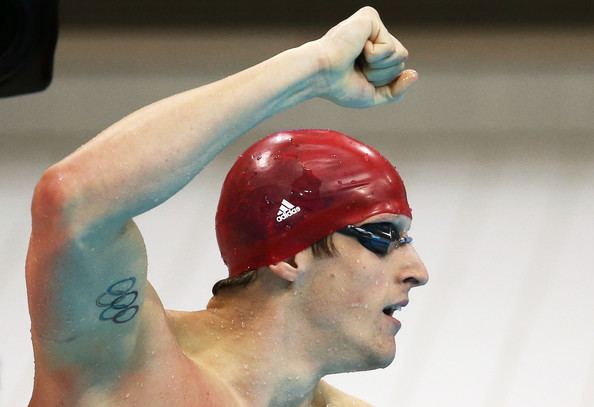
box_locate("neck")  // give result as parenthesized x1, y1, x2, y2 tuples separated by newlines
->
(182, 292, 330, 407)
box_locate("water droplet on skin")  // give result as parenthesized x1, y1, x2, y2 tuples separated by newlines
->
(356, 259, 361, 264)
(125, 393, 130, 398)
(241, 321, 246, 328)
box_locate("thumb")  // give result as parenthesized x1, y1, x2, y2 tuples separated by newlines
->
(374, 69, 419, 105)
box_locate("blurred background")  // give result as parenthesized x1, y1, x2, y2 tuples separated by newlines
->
(1, 1, 594, 406)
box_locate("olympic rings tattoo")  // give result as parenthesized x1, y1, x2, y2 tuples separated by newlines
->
(96, 277, 139, 324)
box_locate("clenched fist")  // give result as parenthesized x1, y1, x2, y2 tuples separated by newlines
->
(312, 6, 417, 108)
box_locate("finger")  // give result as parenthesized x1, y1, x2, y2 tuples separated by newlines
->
(363, 62, 406, 87)
(362, 18, 406, 64)
(363, 37, 395, 65)
(365, 35, 409, 68)
(373, 69, 418, 105)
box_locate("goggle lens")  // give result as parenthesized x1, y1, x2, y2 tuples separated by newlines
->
(337, 222, 413, 255)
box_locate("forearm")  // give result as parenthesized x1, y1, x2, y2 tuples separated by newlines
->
(48, 42, 322, 231)
(40, 7, 417, 236)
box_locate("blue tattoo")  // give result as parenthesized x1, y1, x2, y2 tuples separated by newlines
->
(96, 277, 139, 324)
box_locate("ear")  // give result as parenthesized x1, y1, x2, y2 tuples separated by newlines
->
(268, 247, 313, 282)
(268, 260, 300, 282)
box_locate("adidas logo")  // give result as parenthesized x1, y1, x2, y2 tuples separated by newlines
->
(276, 199, 301, 222)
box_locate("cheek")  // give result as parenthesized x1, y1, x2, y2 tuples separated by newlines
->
(330, 258, 389, 306)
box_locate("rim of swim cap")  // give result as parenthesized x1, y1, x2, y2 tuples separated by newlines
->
(216, 129, 411, 278)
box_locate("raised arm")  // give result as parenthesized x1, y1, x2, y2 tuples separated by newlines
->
(26, 6, 416, 379)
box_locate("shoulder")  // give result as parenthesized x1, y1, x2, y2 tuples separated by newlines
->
(316, 380, 374, 406)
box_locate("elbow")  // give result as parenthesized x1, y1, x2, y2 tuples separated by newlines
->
(31, 165, 77, 221)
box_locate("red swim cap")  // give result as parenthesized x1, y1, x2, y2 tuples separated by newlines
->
(216, 129, 411, 278)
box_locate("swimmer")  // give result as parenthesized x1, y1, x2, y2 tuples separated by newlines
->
(26, 7, 428, 407)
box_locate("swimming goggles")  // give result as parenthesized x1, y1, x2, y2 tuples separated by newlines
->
(337, 222, 413, 255)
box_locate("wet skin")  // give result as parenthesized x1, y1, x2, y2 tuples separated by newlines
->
(28, 214, 426, 407)
(25, 7, 421, 405)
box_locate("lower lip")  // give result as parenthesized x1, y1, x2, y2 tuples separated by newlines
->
(384, 314, 402, 331)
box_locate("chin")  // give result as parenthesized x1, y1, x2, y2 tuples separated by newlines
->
(373, 345, 396, 369)
(376, 336, 398, 368)
(355, 341, 396, 371)
(377, 352, 396, 369)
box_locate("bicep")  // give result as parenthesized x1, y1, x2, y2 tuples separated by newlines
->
(27, 218, 149, 371)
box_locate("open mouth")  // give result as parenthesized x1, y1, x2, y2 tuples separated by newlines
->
(382, 304, 402, 316)
(382, 300, 408, 317)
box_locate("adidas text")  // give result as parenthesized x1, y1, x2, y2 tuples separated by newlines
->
(276, 199, 301, 222)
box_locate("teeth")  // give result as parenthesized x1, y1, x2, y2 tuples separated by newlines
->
(384, 304, 403, 316)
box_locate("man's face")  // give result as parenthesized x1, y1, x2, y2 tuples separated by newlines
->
(298, 213, 428, 372)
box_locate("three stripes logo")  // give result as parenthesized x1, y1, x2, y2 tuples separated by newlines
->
(276, 199, 301, 222)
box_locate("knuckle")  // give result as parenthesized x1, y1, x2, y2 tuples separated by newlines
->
(401, 47, 409, 60)
(388, 41, 397, 54)
(360, 6, 379, 17)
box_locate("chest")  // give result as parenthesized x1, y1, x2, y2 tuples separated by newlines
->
(100, 353, 242, 407)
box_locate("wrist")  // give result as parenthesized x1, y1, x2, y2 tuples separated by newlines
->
(290, 40, 329, 101)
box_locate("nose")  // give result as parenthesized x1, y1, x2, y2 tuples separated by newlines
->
(395, 245, 429, 288)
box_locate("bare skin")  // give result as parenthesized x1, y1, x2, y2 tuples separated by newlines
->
(26, 7, 426, 407)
